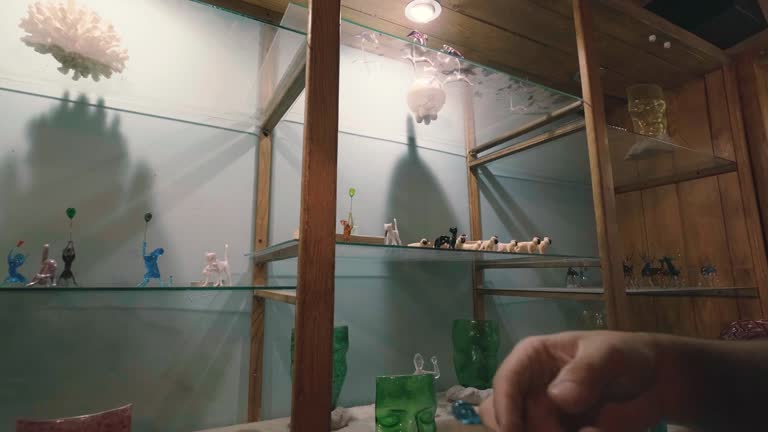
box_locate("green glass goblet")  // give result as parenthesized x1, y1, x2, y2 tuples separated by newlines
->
(452, 319, 500, 390)
(375, 373, 436, 432)
(291, 325, 349, 409)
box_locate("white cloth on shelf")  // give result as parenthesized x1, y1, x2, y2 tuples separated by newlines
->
(446, 385, 493, 406)
(330, 407, 351, 430)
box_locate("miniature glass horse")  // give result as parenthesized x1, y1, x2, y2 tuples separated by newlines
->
(137, 241, 166, 287)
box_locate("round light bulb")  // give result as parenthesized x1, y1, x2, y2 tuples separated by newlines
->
(410, 4, 435, 22)
(405, 0, 442, 24)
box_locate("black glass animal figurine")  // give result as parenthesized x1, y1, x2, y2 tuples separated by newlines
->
(434, 227, 459, 249)
(57, 240, 77, 286)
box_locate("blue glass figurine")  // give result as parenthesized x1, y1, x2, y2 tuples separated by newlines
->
(3, 240, 27, 286)
(137, 212, 166, 287)
(452, 400, 481, 425)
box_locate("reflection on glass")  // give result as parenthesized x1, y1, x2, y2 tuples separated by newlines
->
(627, 84, 667, 138)
(375, 373, 436, 432)
(291, 325, 349, 409)
(452, 320, 500, 390)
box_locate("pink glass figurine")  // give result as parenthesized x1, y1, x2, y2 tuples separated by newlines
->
(26, 244, 58, 287)
(198, 244, 231, 287)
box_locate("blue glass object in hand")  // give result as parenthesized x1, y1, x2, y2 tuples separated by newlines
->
(4, 245, 27, 285)
(451, 400, 480, 425)
(137, 241, 165, 287)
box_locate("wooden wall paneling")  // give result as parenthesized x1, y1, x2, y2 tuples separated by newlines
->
(640, 184, 697, 336)
(736, 57, 768, 249)
(667, 80, 739, 338)
(616, 192, 658, 332)
(705, 70, 763, 321)
(464, 86, 485, 320)
(573, 0, 630, 330)
(291, 0, 341, 430)
(439, 0, 694, 90)
(727, 61, 768, 317)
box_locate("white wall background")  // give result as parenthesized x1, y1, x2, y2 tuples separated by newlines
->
(0, 0, 602, 430)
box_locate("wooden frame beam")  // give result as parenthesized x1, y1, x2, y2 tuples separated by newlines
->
(291, 0, 341, 430)
(469, 101, 583, 156)
(464, 86, 485, 320)
(573, 0, 629, 331)
(470, 120, 586, 168)
(261, 44, 307, 134)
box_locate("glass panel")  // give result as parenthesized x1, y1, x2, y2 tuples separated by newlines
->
(0, 285, 294, 292)
(280, 3, 580, 157)
(0, 0, 306, 134)
(249, 239, 600, 266)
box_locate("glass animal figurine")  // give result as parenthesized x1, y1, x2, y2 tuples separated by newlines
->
(57, 241, 78, 286)
(58, 207, 78, 286)
(451, 400, 481, 425)
(3, 240, 28, 286)
(413, 353, 440, 378)
(198, 244, 231, 287)
(137, 212, 166, 287)
(26, 243, 58, 287)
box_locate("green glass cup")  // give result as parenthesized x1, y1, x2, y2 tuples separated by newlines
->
(375, 373, 437, 432)
(291, 325, 349, 409)
(452, 319, 500, 390)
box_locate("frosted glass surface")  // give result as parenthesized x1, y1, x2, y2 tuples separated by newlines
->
(0, 0, 305, 133)
(0, 290, 251, 432)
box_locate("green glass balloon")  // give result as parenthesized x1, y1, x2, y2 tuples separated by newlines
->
(375, 373, 436, 432)
(349, 187, 356, 198)
(452, 320, 500, 390)
(66, 208, 77, 220)
(291, 325, 348, 409)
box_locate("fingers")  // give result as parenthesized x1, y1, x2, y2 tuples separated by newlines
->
(479, 397, 499, 431)
(547, 334, 655, 415)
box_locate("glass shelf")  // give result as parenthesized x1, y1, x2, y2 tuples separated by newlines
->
(0, 285, 294, 292)
(248, 239, 600, 268)
(609, 126, 737, 194)
(482, 124, 737, 193)
(627, 286, 757, 297)
(0, 0, 307, 134)
(280, 3, 581, 157)
(480, 287, 604, 301)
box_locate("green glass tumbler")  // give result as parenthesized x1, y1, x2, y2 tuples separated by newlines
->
(375, 373, 437, 432)
(291, 325, 349, 409)
(452, 319, 500, 389)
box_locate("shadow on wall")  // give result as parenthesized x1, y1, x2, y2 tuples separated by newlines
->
(0, 93, 252, 431)
(366, 114, 471, 392)
(0, 92, 161, 280)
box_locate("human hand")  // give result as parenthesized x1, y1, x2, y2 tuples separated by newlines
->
(479, 331, 683, 432)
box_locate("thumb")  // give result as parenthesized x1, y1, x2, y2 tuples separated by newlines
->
(547, 340, 621, 414)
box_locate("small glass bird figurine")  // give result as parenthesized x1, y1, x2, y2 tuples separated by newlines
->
(137, 212, 166, 287)
(58, 207, 78, 286)
(3, 240, 28, 286)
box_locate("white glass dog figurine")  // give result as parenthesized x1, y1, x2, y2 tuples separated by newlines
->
(478, 235, 499, 251)
(199, 244, 232, 287)
(500, 239, 519, 253)
(517, 236, 542, 254)
(408, 239, 431, 247)
(537, 237, 552, 254)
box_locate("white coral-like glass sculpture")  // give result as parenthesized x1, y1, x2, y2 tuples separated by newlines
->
(19, 0, 129, 81)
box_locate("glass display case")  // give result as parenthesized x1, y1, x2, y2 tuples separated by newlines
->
(1, 0, 749, 431)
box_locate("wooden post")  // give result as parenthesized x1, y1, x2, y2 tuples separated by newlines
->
(248, 132, 273, 421)
(291, 0, 340, 430)
(573, 0, 628, 330)
(464, 86, 485, 320)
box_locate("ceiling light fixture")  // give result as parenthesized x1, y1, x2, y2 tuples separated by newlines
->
(405, 0, 442, 24)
